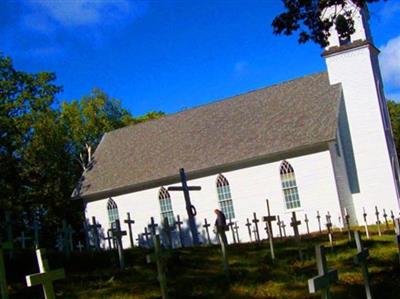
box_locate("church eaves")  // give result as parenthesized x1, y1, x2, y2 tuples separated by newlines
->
(72, 72, 342, 201)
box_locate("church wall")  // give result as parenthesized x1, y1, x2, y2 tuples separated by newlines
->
(85, 149, 342, 248)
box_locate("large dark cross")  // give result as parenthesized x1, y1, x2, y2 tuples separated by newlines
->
(124, 212, 135, 248)
(262, 199, 276, 239)
(168, 168, 201, 245)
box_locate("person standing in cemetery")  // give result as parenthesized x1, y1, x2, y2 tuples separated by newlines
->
(214, 209, 228, 245)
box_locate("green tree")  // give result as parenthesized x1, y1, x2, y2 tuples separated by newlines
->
(387, 100, 400, 158)
(272, 0, 383, 47)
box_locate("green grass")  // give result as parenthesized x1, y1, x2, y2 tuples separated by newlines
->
(8, 226, 400, 299)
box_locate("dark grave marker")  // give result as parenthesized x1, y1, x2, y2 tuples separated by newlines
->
(143, 227, 152, 247)
(276, 215, 283, 239)
(363, 207, 370, 239)
(203, 218, 211, 245)
(290, 211, 303, 260)
(0, 240, 12, 299)
(252, 212, 260, 242)
(162, 217, 173, 249)
(325, 212, 333, 248)
(304, 214, 310, 236)
(111, 219, 127, 269)
(233, 222, 240, 243)
(147, 234, 169, 299)
(353, 231, 372, 299)
(245, 218, 253, 242)
(227, 218, 237, 244)
(317, 211, 322, 233)
(17, 232, 31, 249)
(124, 212, 135, 248)
(383, 209, 389, 231)
(148, 217, 159, 237)
(175, 215, 184, 247)
(89, 216, 101, 251)
(262, 199, 276, 239)
(375, 206, 382, 236)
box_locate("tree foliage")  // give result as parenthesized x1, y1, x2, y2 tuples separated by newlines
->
(272, 0, 383, 47)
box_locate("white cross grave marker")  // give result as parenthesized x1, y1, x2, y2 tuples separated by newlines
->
(26, 249, 65, 299)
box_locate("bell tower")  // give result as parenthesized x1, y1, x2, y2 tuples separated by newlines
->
(323, 1, 400, 222)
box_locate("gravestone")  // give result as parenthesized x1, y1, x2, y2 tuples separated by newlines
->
(17, 232, 31, 249)
(203, 218, 211, 245)
(245, 218, 253, 242)
(168, 168, 201, 245)
(353, 231, 372, 299)
(124, 212, 135, 248)
(4, 213, 13, 259)
(89, 216, 101, 250)
(26, 249, 65, 299)
(276, 215, 283, 239)
(325, 213, 333, 248)
(308, 245, 338, 299)
(82, 220, 90, 250)
(111, 219, 127, 269)
(252, 212, 260, 242)
(383, 209, 389, 231)
(58, 220, 74, 256)
(363, 207, 370, 239)
(227, 218, 237, 244)
(317, 211, 322, 233)
(147, 234, 169, 299)
(162, 217, 173, 249)
(0, 240, 13, 299)
(344, 208, 351, 241)
(262, 199, 276, 239)
(304, 214, 310, 236)
(175, 215, 184, 247)
(375, 206, 382, 236)
(233, 222, 240, 243)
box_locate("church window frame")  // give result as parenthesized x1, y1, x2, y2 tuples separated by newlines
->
(216, 174, 235, 219)
(159, 187, 175, 226)
(107, 198, 120, 228)
(280, 160, 301, 210)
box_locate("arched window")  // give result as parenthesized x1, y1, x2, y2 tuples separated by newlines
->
(280, 160, 301, 209)
(216, 174, 235, 219)
(107, 198, 120, 227)
(159, 187, 175, 225)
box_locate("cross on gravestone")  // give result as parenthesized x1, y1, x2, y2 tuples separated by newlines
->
(233, 222, 240, 243)
(89, 216, 101, 250)
(174, 215, 184, 247)
(394, 219, 400, 264)
(146, 234, 170, 299)
(203, 218, 211, 245)
(317, 211, 322, 233)
(111, 219, 127, 269)
(162, 217, 173, 249)
(375, 206, 382, 236)
(353, 231, 373, 299)
(344, 208, 352, 241)
(363, 207, 370, 239)
(276, 215, 283, 239)
(227, 218, 237, 244)
(383, 209, 390, 231)
(124, 212, 135, 248)
(143, 227, 152, 248)
(304, 214, 310, 236)
(168, 168, 201, 246)
(308, 245, 338, 299)
(281, 221, 287, 237)
(252, 213, 260, 242)
(325, 213, 334, 248)
(0, 240, 13, 299)
(245, 218, 253, 242)
(262, 199, 276, 239)
(215, 225, 230, 281)
(148, 217, 159, 236)
(105, 230, 113, 249)
(17, 232, 31, 249)
(25, 249, 65, 299)
(76, 241, 84, 252)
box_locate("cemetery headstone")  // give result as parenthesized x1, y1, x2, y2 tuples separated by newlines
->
(203, 218, 211, 245)
(175, 215, 184, 247)
(391, 210, 396, 231)
(0, 240, 13, 299)
(168, 168, 201, 245)
(227, 218, 237, 244)
(111, 219, 127, 269)
(245, 218, 253, 242)
(383, 209, 389, 231)
(304, 214, 310, 236)
(363, 207, 370, 239)
(82, 220, 90, 250)
(337, 215, 343, 232)
(124, 212, 135, 248)
(276, 215, 283, 239)
(262, 199, 276, 239)
(308, 245, 338, 299)
(317, 211, 322, 233)
(353, 231, 372, 299)
(146, 234, 169, 299)
(375, 206, 382, 236)
(265, 221, 275, 261)
(252, 212, 260, 242)
(25, 249, 65, 299)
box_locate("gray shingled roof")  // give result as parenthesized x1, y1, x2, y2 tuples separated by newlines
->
(73, 72, 342, 201)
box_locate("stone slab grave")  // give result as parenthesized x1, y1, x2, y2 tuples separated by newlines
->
(111, 219, 127, 269)
(175, 215, 184, 247)
(124, 212, 135, 248)
(375, 206, 382, 237)
(26, 249, 65, 299)
(363, 207, 370, 239)
(308, 245, 338, 299)
(168, 168, 201, 246)
(353, 231, 373, 299)
(0, 239, 13, 299)
(147, 234, 170, 299)
(203, 218, 211, 245)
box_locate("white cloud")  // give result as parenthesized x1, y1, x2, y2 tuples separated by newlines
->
(380, 35, 400, 88)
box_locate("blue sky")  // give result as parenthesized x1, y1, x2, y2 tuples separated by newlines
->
(1, 0, 400, 116)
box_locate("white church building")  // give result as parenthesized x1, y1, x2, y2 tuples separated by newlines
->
(73, 3, 400, 248)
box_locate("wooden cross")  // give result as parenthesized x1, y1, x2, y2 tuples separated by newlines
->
(363, 207, 370, 239)
(227, 218, 237, 244)
(326, 213, 333, 248)
(233, 222, 240, 243)
(168, 168, 201, 245)
(89, 216, 101, 250)
(262, 199, 276, 239)
(276, 215, 283, 239)
(317, 211, 322, 233)
(26, 249, 65, 299)
(148, 217, 159, 236)
(76, 241, 84, 252)
(105, 230, 113, 249)
(174, 215, 184, 247)
(0, 240, 13, 299)
(124, 212, 135, 248)
(304, 214, 310, 235)
(383, 209, 389, 231)
(146, 234, 169, 299)
(281, 221, 287, 237)
(203, 218, 211, 245)
(245, 218, 253, 242)
(111, 219, 127, 269)
(375, 206, 382, 236)
(252, 212, 260, 242)
(353, 231, 372, 299)
(162, 217, 173, 249)
(344, 208, 352, 241)
(143, 227, 152, 247)
(17, 232, 31, 249)
(290, 211, 301, 239)
(308, 245, 338, 299)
